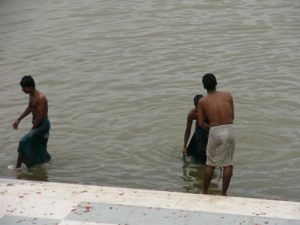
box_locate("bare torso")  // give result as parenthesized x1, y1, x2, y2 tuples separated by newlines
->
(198, 91, 234, 128)
(29, 90, 48, 124)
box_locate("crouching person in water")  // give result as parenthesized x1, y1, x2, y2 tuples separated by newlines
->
(12, 75, 51, 168)
(182, 94, 208, 164)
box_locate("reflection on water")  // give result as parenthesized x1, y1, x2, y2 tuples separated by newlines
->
(181, 156, 219, 194)
(16, 164, 49, 182)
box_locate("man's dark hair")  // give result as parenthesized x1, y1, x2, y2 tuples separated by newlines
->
(20, 75, 35, 89)
(193, 94, 203, 106)
(202, 73, 217, 91)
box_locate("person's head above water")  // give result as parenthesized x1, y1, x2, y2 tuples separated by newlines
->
(20, 75, 35, 89)
(202, 73, 217, 91)
(194, 94, 203, 106)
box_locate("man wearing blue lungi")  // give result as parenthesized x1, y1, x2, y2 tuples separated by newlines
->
(12, 75, 51, 168)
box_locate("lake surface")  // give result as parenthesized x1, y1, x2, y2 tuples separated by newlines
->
(1, 0, 299, 201)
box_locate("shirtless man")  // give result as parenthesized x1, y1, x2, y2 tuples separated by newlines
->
(197, 73, 235, 196)
(13, 75, 51, 168)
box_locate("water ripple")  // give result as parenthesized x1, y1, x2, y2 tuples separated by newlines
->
(1, 0, 299, 201)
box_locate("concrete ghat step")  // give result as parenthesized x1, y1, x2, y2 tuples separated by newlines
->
(0, 178, 299, 225)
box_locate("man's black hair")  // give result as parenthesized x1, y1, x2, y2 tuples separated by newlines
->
(202, 73, 217, 91)
(193, 94, 203, 106)
(20, 75, 35, 89)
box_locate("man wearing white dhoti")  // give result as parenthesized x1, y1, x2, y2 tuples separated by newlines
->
(197, 73, 235, 196)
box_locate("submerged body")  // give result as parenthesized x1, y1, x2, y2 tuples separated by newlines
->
(183, 95, 208, 164)
(17, 117, 51, 168)
(186, 122, 208, 164)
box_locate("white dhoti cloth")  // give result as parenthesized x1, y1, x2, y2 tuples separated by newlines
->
(206, 124, 235, 167)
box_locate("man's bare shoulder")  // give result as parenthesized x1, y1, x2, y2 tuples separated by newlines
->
(199, 95, 208, 101)
(33, 91, 47, 107)
(221, 91, 232, 96)
(199, 95, 211, 104)
(222, 91, 233, 100)
(37, 90, 47, 100)
(212, 91, 231, 100)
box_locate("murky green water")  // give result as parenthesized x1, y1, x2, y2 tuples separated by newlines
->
(1, 0, 299, 201)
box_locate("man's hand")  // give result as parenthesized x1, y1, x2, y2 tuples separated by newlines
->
(182, 147, 187, 156)
(12, 119, 20, 130)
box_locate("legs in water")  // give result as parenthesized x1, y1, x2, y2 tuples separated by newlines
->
(222, 165, 233, 196)
(202, 165, 233, 196)
(16, 154, 22, 168)
(202, 165, 215, 194)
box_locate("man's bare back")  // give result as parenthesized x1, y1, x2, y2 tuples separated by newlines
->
(29, 91, 48, 119)
(29, 90, 48, 129)
(196, 73, 235, 196)
(198, 91, 234, 128)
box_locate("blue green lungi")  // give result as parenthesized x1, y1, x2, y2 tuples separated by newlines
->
(18, 117, 51, 168)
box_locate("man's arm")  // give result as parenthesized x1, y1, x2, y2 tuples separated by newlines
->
(12, 106, 32, 129)
(230, 93, 234, 120)
(197, 100, 209, 130)
(182, 111, 193, 155)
